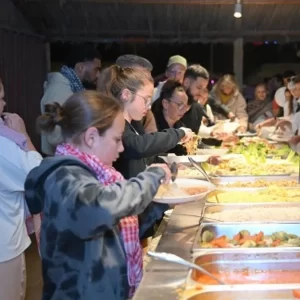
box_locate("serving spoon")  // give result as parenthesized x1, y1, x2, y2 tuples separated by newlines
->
(188, 157, 219, 203)
(147, 251, 225, 285)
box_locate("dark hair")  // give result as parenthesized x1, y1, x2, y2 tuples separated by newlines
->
(37, 91, 122, 144)
(285, 88, 294, 116)
(287, 75, 300, 87)
(152, 79, 186, 113)
(283, 70, 296, 79)
(116, 55, 153, 72)
(184, 64, 209, 81)
(97, 65, 153, 100)
(293, 75, 300, 84)
(65, 44, 101, 68)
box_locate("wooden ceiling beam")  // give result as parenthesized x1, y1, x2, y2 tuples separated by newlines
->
(20, 0, 300, 4)
(48, 29, 300, 38)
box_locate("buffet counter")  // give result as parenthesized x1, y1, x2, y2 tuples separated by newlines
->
(134, 202, 204, 300)
(134, 136, 300, 299)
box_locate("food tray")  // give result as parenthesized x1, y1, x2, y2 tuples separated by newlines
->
(182, 288, 300, 300)
(192, 223, 300, 253)
(206, 187, 300, 204)
(211, 175, 297, 185)
(201, 204, 300, 223)
(188, 250, 300, 285)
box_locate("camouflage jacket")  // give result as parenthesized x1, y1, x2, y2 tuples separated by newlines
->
(25, 156, 164, 300)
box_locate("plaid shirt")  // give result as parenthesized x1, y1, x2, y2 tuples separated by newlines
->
(56, 144, 142, 297)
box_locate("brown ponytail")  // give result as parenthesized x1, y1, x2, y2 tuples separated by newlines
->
(97, 64, 153, 101)
(37, 102, 65, 133)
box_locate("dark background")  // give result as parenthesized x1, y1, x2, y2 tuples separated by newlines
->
(51, 42, 300, 79)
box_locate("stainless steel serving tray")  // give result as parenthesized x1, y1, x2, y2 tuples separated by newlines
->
(188, 250, 300, 284)
(192, 223, 300, 253)
(201, 203, 300, 223)
(206, 187, 300, 205)
(211, 175, 298, 185)
(182, 288, 300, 300)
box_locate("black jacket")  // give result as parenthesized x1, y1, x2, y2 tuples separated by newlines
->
(113, 121, 185, 238)
(208, 95, 231, 117)
(114, 121, 185, 179)
(180, 102, 204, 134)
(152, 109, 187, 156)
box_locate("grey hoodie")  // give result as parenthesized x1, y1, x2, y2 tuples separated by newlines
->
(24, 156, 165, 300)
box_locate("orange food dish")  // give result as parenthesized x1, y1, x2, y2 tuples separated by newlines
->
(195, 269, 300, 285)
(182, 187, 208, 195)
(293, 290, 300, 299)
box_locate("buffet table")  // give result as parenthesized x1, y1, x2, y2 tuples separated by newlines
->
(134, 137, 300, 300)
(134, 202, 204, 300)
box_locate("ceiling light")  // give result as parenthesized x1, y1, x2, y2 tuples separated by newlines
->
(234, 1, 242, 18)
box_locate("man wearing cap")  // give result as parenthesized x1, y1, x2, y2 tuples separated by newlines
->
(152, 55, 187, 102)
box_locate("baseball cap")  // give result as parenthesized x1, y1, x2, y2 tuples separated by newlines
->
(167, 55, 187, 68)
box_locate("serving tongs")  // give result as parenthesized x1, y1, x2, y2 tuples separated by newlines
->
(188, 157, 211, 182)
(188, 157, 219, 203)
(147, 251, 225, 285)
(169, 162, 178, 183)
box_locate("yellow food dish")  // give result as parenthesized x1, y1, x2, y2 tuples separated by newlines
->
(219, 180, 300, 188)
(207, 160, 294, 176)
(208, 187, 300, 203)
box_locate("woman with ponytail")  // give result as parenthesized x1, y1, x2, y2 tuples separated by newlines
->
(97, 65, 193, 179)
(97, 65, 193, 239)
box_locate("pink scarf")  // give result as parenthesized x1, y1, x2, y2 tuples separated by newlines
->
(0, 118, 41, 250)
(56, 143, 142, 297)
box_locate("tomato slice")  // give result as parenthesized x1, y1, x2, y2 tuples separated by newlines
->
(293, 290, 300, 299)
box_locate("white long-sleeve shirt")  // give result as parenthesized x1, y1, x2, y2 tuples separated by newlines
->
(198, 104, 215, 138)
(0, 136, 42, 262)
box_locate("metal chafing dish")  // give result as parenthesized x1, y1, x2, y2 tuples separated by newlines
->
(211, 175, 298, 185)
(181, 250, 300, 299)
(188, 250, 300, 283)
(192, 223, 300, 252)
(182, 288, 300, 300)
(206, 187, 300, 205)
(200, 203, 300, 223)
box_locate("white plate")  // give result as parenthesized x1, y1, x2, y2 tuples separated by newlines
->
(196, 148, 229, 156)
(268, 134, 291, 142)
(153, 178, 216, 204)
(236, 132, 257, 137)
(213, 121, 240, 134)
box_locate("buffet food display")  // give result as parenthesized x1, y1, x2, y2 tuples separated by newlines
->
(137, 136, 300, 300)
(180, 137, 300, 299)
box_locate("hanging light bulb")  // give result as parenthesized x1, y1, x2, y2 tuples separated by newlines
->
(234, 0, 242, 18)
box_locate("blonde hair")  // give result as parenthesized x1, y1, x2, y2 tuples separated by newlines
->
(97, 65, 153, 101)
(213, 74, 239, 98)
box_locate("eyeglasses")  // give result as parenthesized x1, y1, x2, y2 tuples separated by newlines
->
(169, 100, 187, 111)
(132, 93, 152, 108)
